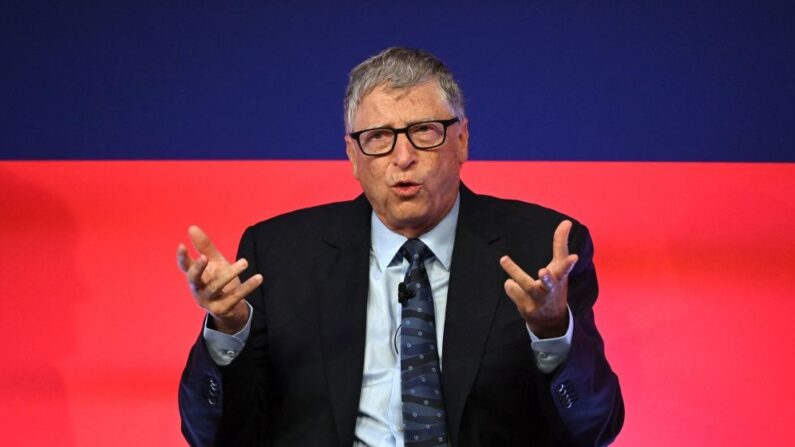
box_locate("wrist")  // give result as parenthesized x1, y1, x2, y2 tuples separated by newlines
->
(210, 301, 250, 334)
(527, 313, 568, 339)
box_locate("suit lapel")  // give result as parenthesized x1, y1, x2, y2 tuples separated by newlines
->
(313, 187, 506, 444)
(316, 195, 372, 446)
(442, 186, 507, 444)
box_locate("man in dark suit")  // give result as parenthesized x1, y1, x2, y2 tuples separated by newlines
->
(177, 47, 623, 446)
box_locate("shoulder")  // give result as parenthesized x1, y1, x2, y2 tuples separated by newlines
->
(463, 188, 582, 232)
(234, 195, 371, 279)
(246, 195, 370, 236)
(460, 186, 594, 256)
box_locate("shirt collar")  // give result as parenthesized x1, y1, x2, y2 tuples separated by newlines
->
(371, 193, 460, 272)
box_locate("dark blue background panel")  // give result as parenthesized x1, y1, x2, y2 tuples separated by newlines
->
(2, 1, 793, 161)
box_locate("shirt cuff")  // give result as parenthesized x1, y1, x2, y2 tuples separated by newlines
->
(202, 301, 254, 366)
(526, 306, 574, 374)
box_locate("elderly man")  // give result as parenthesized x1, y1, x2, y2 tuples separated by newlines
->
(178, 47, 623, 446)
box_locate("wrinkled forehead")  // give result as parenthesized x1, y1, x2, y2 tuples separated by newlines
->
(354, 80, 453, 122)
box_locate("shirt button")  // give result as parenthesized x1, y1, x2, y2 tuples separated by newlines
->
(539, 352, 549, 359)
(226, 350, 236, 358)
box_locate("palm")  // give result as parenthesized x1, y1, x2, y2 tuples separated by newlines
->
(176, 225, 263, 333)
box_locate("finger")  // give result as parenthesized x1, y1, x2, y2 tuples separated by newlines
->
(188, 225, 223, 260)
(547, 253, 579, 280)
(208, 274, 264, 316)
(186, 254, 209, 288)
(504, 278, 539, 312)
(226, 274, 264, 303)
(499, 256, 536, 291)
(552, 220, 573, 262)
(176, 243, 193, 273)
(537, 268, 555, 292)
(205, 258, 250, 298)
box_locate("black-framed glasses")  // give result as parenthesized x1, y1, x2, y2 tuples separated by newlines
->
(349, 117, 460, 156)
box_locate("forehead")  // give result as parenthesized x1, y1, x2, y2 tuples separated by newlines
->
(353, 81, 452, 129)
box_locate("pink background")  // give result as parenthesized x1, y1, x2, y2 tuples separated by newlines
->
(1, 161, 793, 445)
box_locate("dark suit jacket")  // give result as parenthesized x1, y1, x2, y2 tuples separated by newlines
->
(179, 185, 624, 446)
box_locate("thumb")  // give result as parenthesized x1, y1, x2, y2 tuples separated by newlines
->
(188, 225, 224, 260)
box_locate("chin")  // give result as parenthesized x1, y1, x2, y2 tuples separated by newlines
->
(388, 202, 429, 220)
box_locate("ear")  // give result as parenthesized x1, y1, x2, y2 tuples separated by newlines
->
(345, 134, 360, 179)
(455, 117, 469, 164)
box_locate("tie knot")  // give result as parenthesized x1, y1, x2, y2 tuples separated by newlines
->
(399, 239, 433, 263)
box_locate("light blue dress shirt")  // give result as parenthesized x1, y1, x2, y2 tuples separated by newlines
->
(203, 193, 573, 446)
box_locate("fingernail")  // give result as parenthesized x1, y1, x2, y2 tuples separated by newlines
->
(541, 274, 554, 289)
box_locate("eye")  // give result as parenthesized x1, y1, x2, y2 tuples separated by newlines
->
(362, 129, 393, 144)
(411, 123, 436, 134)
(408, 122, 445, 146)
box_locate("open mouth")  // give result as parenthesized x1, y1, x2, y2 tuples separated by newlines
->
(392, 181, 421, 196)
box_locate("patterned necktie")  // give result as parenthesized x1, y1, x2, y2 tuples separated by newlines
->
(399, 239, 449, 447)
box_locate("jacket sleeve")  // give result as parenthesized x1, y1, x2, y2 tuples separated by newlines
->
(178, 226, 271, 446)
(548, 223, 624, 446)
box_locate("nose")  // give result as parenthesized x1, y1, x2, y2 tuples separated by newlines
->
(392, 133, 417, 169)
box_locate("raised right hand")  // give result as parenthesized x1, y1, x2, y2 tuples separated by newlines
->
(176, 225, 263, 334)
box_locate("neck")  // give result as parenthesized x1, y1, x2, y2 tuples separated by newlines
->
(377, 196, 459, 240)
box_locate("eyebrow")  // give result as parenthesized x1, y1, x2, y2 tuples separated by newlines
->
(355, 117, 448, 131)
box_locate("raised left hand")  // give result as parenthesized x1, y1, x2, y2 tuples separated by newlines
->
(500, 220, 579, 338)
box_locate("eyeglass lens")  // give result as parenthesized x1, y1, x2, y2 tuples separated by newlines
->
(360, 122, 447, 154)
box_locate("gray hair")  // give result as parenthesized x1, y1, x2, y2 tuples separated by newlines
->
(344, 47, 466, 132)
